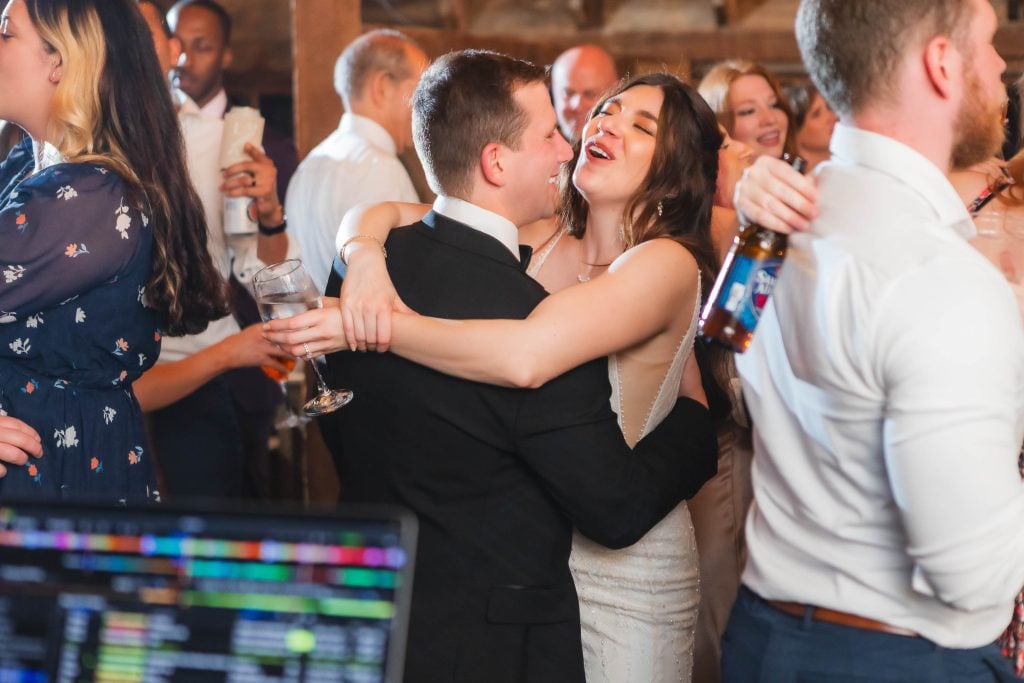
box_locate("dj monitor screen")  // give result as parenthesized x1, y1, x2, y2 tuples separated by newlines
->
(0, 500, 416, 683)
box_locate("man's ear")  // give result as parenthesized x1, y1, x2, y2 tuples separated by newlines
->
(923, 35, 956, 100)
(479, 142, 506, 187)
(366, 70, 391, 108)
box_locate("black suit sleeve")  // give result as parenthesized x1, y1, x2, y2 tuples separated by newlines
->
(513, 359, 717, 549)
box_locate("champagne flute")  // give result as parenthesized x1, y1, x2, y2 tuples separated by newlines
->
(253, 259, 353, 415)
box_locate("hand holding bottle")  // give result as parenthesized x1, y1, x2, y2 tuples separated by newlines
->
(734, 154, 819, 234)
(701, 156, 807, 353)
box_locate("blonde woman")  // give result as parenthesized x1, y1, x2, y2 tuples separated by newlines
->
(698, 60, 795, 160)
(0, 0, 228, 502)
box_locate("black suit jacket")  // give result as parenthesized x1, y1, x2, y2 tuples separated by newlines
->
(322, 211, 717, 683)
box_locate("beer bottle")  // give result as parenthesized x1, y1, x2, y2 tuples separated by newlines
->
(700, 155, 806, 353)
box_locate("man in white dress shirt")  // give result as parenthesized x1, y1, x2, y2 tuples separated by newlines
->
(723, 0, 1024, 680)
(168, 0, 298, 199)
(285, 30, 428, 293)
(136, 0, 299, 501)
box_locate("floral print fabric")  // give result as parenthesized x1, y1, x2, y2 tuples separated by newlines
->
(0, 138, 159, 504)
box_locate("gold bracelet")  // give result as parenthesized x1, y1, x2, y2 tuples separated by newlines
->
(339, 234, 388, 265)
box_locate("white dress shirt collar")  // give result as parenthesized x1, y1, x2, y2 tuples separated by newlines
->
(432, 196, 521, 260)
(830, 123, 975, 240)
(197, 88, 229, 120)
(174, 89, 203, 118)
(339, 113, 397, 157)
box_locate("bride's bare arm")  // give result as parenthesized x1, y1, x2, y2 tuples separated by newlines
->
(389, 239, 699, 387)
(265, 241, 700, 388)
(264, 297, 348, 355)
(264, 244, 696, 387)
(335, 202, 430, 351)
(335, 201, 430, 258)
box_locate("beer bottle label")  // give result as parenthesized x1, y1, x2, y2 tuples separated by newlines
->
(713, 255, 783, 330)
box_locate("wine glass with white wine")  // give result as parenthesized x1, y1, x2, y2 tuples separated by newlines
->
(252, 259, 353, 415)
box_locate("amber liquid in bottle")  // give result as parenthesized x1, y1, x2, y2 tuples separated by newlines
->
(700, 155, 806, 352)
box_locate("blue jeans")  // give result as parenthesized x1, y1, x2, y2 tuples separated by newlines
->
(722, 586, 1018, 682)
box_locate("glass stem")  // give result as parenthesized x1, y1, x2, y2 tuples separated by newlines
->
(306, 354, 331, 394)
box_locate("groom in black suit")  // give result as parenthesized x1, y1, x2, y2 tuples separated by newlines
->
(322, 50, 717, 682)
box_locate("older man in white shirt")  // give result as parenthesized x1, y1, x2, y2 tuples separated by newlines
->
(723, 0, 1024, 680)
(286, 30, 428, 293)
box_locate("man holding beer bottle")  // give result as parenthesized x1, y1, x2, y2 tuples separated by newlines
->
(720, 0, 1024, 680)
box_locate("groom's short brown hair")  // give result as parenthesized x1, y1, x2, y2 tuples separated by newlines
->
(412, 50, 546, 197)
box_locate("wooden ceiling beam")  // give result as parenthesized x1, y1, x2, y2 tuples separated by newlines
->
(721, 0, 769, 24)
(379, 19, 1024, 78)
(377, 24, 801, 70)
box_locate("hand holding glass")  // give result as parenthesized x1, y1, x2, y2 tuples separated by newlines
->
(253, 260, 353, 415)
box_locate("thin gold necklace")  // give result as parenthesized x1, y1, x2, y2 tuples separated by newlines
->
(577, 259, 612, 283)
(576, 222, 624, 282)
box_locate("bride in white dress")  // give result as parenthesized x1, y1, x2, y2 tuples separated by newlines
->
(268, 73, 723, 682)
(527, 224, 703, 682)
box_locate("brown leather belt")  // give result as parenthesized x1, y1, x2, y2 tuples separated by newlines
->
(766, 599, 919, 638)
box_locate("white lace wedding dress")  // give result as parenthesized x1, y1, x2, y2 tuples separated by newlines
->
(530, 231, 701, 682)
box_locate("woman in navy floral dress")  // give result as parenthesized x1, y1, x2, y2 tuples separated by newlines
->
(0, 0, 229, 503)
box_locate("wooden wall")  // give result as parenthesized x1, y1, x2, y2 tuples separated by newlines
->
(291, 0, 360, 161)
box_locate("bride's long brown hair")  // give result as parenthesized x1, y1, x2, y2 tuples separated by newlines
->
(557, 72, 722, 290)
(557, 72, 734, 424)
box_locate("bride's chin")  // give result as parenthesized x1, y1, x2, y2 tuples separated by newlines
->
(573, 183, 597, 204)
(572, 170, 599, 197)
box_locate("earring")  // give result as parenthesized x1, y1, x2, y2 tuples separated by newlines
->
(656, 200, 664, 217)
